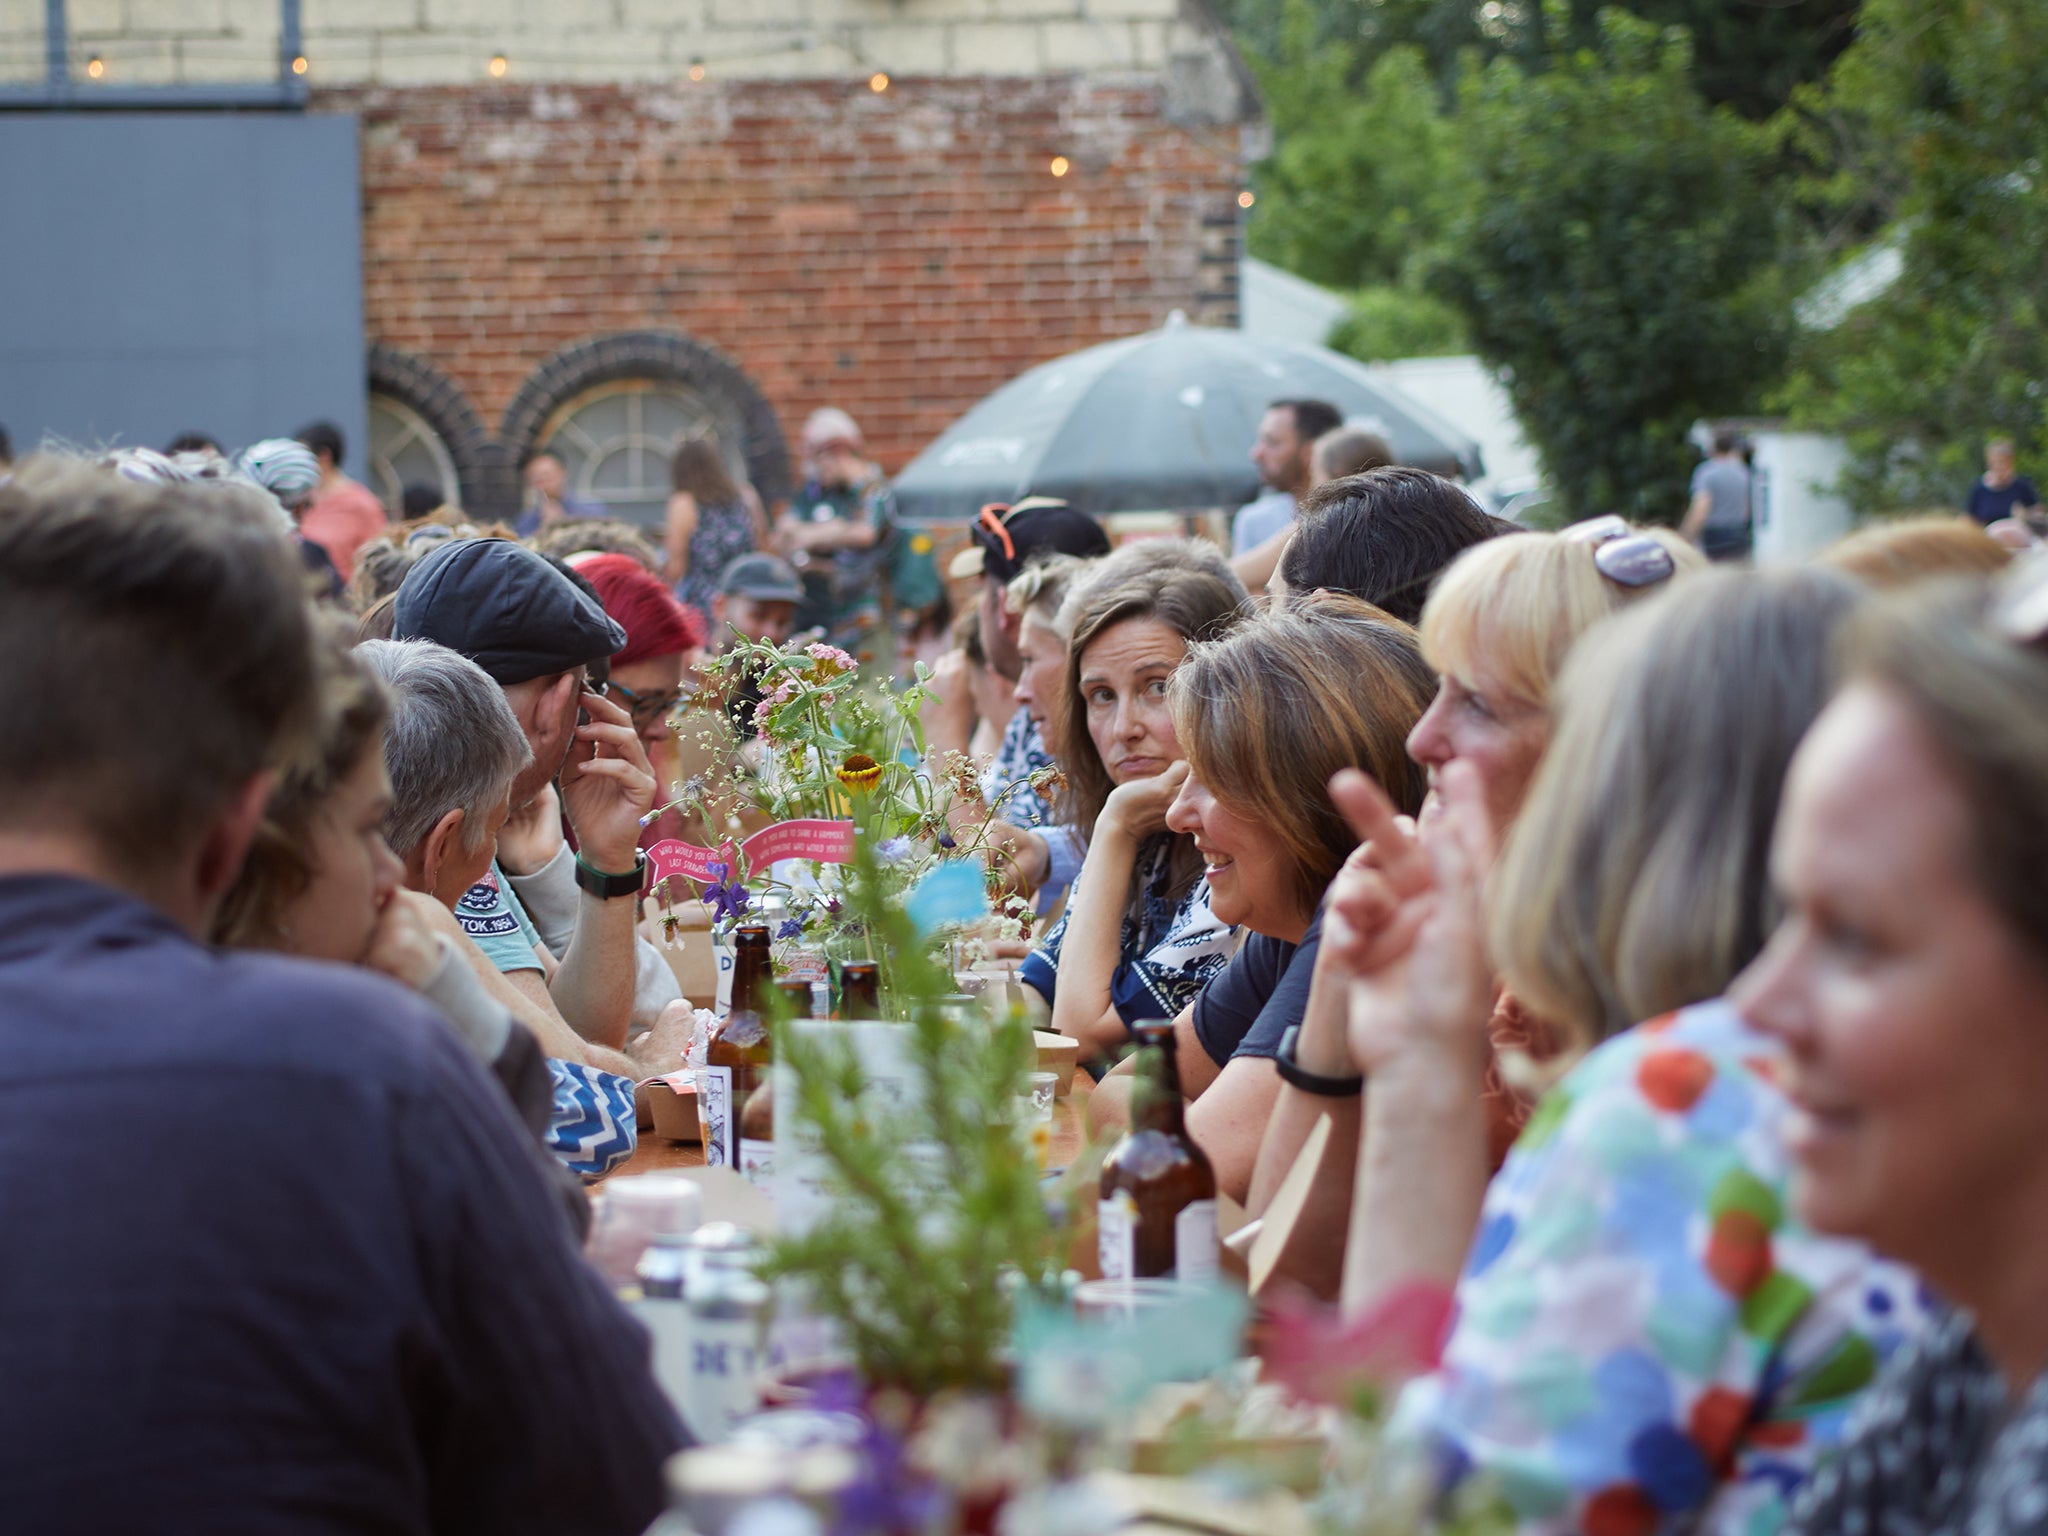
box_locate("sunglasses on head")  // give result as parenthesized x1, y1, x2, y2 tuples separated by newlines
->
(1561, 515, 1678, 589)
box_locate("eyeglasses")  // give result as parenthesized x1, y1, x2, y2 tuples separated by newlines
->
(1561, 515, 1678, 589)
(609, 679, 689, 726)
(977, 502, 1017, 566)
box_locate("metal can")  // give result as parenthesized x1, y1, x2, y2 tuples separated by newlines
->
(636, 1231, 693, 1299)
(681, 1222, 773, 1443)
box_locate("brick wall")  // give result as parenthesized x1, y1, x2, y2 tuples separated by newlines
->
(329, 73, 1248, 494)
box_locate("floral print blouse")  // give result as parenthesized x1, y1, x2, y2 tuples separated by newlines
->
(1395, 998, 1931, 1536)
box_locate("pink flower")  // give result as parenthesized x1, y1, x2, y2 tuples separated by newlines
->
(1262, 1280, 1456, 1410)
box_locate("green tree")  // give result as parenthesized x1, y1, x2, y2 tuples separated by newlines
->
(1246, 36, 1466, 291)
(1778, 0, 2048, 512)
(1430, 9, 1789, 520)
(1326, 284, 1469, 362)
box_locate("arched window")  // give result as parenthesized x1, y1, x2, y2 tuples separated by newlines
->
(501, 331, 793, 530)
(537, 380, 746, 529)
(366, 393, 462, 513)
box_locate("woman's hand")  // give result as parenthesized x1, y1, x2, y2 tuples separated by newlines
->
(1099, 760, 1190, 842)
(495, 780, 567, 877)
(363, 889, 450, 990)
(1343, 762, 1497, 1074)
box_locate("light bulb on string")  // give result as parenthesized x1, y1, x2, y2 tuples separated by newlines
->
(291, 54, 309, 75)
(1237, 190, 1254, 209)
(487, 53, 509, 78)
(85, 55, 105, 79)
(869, 72, 889, 92)
(1049, 156, 1070, 178)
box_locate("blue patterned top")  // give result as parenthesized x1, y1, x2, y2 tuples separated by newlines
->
(1394, 998, 1931, 1536)
(1017, 836, 1238, 1027)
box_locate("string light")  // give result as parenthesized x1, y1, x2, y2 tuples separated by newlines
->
(1049, 155, 1070, 177)
(85, 54, 104, 79)
(869, 72, 889, 92)
(291, 53, 309, 75)
(487, 53, 508, 78)
(688, 60, 706, 81)
(1238, 190, 1255, 209)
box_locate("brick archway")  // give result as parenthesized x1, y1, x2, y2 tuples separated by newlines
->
(499, 331, 792, 514)
(366, 344, 506, 517)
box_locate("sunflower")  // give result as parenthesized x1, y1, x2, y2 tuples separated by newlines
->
(836, 752, 884, 794)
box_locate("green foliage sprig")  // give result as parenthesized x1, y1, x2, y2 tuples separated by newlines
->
(758, 834, 1058, 1399)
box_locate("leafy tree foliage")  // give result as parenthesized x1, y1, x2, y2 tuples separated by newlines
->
(1327, 286, 1467, 363)
(1429, 12, 1789, 520)
(1246, 39, 1465, 291)
(1777, 0, 2048, 511)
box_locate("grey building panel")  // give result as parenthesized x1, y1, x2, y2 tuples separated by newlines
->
(0, 112, 366, 475)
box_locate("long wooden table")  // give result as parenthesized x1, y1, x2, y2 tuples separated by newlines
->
(599, 1071, 1097, 1181)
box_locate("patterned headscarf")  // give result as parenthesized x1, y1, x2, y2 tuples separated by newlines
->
(235, 438, 323, 513)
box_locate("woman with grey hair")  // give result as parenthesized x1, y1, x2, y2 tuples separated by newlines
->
(355, 637, 533, 904)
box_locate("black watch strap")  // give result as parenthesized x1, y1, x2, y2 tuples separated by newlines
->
(1274, 1024, 1364, 1097)
(574, 851, 647, 900)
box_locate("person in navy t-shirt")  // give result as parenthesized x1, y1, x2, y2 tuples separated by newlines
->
(1966, 437, 2043, 527)
(0, 458, 682, 1534)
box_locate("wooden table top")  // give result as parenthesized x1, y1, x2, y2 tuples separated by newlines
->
(600, 1070, 1097, 1181)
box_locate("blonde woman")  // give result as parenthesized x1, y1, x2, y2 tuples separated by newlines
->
(1021, 547, 1252, 1062)
(1743, 565, 2048, 1535)
(1344, 570, 1927, 1535)
(1244, 520, 1701, 1294)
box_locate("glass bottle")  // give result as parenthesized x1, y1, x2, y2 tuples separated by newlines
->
(838, 959, 881, 1020)
(700, 922, 773, 1184)
(1096, 1021, 1218, 1282)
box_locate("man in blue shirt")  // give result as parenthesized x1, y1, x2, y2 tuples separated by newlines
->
(0, 459, 682, 1531)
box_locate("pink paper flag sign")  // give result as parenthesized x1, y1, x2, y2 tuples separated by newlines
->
(646, 838, 740, 888)
(742, 819, 857, 866)
(644, 820, 857, 890)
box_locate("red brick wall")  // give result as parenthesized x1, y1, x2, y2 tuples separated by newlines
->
(321, 76, 1245, 488)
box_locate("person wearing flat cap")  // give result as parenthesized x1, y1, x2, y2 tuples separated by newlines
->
(950, 497, 1110, 908)
(392, 538, 660, 1074)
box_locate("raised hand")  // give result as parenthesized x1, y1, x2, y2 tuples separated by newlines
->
(1100, 760, 1190, 842)
(560, 688, 657, 874)
(363, 888, 451, 990)
(495, 780, 566, 877)
(1345, 760, 1498, 1074)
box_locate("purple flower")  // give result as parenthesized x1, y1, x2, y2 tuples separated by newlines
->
(876, 837, 913, 864)
(776, 917, 806, 940)
(936, 831, 957, 851)
(703, 863, 751, 923)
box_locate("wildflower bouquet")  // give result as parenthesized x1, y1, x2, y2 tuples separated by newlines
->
(650, 634, 1045, 992)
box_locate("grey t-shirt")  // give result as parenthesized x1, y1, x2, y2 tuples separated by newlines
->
(1690, 456, 1753, 531)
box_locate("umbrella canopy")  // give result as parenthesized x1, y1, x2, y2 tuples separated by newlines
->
(890, 314, 1485, 523)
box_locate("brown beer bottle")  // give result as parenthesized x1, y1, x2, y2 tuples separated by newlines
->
(1097, 1021, 1218, 1281)
(839, 960, 882, 1021)
(702, 923, 774, 1183)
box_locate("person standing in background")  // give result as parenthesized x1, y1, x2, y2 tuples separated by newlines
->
(776, 408, 893, 657)
(516, 447, 606, 537)
(664, 436, 766, 622)
(1231, 399, 1343, 557)
(1681, 428, 1754, 563)
(295, 419, 390, 581)
(1965, 437, 2042, 528)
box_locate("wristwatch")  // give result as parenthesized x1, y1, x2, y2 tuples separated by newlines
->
(1275, 1024, 1365, 1097)
(573, 851, 647, 900)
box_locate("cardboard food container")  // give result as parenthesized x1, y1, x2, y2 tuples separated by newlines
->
(1033, 1030, 1080, 1095)
(635, 1074, 702, 1143)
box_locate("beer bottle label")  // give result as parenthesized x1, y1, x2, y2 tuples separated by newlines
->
(1097, 1190, 1137, 1281)
(696, 1066, 735, 1169)
(739, 1138, 775, 1189)
(1174, 1199, 1219, 1283)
